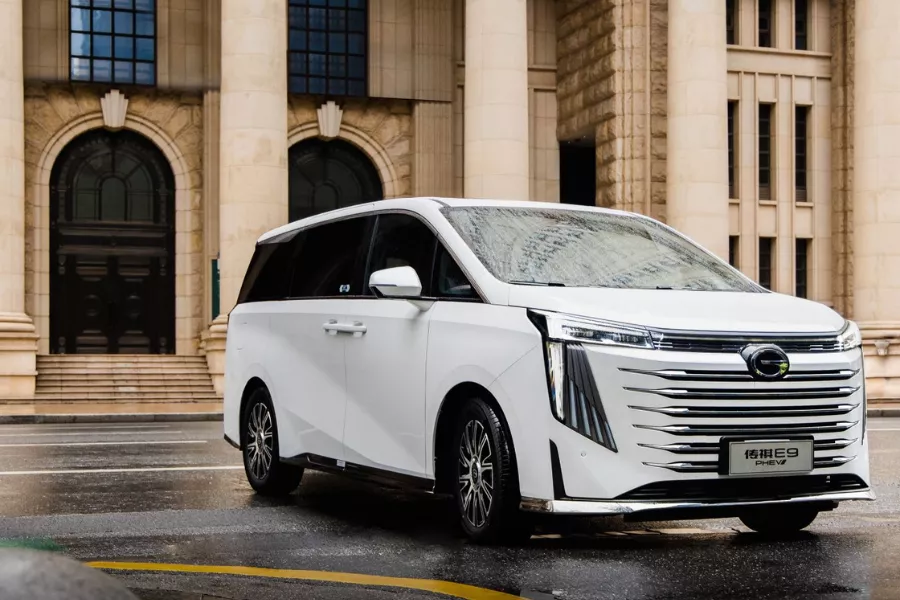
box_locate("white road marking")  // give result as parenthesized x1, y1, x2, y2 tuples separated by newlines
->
(0, 440, 207, 448)
(0, 431, 184, 438)
(0, 465, 242, 476)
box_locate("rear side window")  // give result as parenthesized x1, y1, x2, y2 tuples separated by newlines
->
(289, 216, 372, 298)
(365, 213, 437, 296)
(236, 238, 298, 304)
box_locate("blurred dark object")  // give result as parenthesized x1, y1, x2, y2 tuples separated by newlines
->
(0, 549, 137, 600)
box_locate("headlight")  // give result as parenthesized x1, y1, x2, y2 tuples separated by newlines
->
(529, 310, 654, 349)
(837, 320, 862, 351)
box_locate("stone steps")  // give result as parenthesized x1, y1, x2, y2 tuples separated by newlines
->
(32, 355, 221, 405)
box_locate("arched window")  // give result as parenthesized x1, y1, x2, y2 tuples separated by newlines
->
(70, 0, 157, 85)
(289, 138, 383, 222)
(288, 0, 367, 96)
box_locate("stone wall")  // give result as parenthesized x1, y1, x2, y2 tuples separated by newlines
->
(557, 0, 666, 220)
(831, 0, 855, 317)
(23, 84, 206, 355)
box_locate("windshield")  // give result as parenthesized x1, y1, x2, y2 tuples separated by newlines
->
(441, 206, 763, 292)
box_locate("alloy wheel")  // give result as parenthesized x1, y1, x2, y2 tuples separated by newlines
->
(246, 402, 274, 481)
(458, 419, 495, 529)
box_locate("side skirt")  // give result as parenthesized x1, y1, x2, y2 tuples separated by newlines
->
(284, 453, 436, 493)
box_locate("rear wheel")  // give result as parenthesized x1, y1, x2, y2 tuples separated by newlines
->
(452, 396, 532, 544)
(739, 505, 819, 535)
(241, 387, 302, 496)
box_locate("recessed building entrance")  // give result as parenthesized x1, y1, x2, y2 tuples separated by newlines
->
(288, 138, 384, 222)
(49, 129, 176, 354)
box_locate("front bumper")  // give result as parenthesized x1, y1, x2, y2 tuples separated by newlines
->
(520, 488, 875, 518)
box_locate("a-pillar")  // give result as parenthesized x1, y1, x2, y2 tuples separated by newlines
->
(853, 0, 900, 400)
(205, 0, 289, 395)
(665, 0, 729, 259)
(0, 0, 37, 398)
(463, 0, 530, 200)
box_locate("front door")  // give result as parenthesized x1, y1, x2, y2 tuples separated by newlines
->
(50, 130, 175, 354)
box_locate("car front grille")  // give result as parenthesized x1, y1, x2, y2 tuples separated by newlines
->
(624, 363, 863, 475)
(650, 332, 843, 353)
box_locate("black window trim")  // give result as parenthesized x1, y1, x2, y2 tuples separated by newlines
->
(239, 208, 485, 305)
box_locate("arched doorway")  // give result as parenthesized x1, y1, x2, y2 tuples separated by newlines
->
(289, 138, 384, 222)
(49, 130, 175, 354)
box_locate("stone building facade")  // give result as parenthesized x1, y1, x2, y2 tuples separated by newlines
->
(0, 0, 898, 402)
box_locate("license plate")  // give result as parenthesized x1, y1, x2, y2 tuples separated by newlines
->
(726, 439, 814, 476)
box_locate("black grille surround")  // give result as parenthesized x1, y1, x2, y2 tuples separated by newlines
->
(616, 474, 868, 502)
(650, 331, 844, 353)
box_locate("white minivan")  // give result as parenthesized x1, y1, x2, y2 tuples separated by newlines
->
(223, 197, 873, 543)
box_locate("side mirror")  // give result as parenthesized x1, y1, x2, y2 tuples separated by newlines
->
(369, 266, 423, 298)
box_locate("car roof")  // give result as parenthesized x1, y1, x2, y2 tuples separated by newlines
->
(257, 196, 635, 243)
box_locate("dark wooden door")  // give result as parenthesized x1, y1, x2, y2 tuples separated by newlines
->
(50, 130, 175, 354)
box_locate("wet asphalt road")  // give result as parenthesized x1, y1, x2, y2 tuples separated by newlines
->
(0, 420, 898, 600)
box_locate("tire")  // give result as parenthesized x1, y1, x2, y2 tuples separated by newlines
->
(452, 396, 533, 544)
(739, 505, 819, 535)
(241, 387, 302, 496)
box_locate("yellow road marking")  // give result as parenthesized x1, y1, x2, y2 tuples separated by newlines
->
(87, 561, 525, 600)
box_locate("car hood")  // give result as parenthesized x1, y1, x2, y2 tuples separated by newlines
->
(506, 286, 846, 334)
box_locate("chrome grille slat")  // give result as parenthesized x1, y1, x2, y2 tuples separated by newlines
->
(629, 403, 859, 418)
(644, 455, 857, 473)
(638, 439, 858, 454)
(635, 421, 858, 436)
(648, 331, 844, 353)
(620, 367, 858, 382)
(625, 386, 859, 400)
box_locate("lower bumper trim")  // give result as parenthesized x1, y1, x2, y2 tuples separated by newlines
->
(520, 489, 875, 516)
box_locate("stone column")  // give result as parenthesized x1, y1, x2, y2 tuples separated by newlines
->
(0, 0, 37, 397)
(665, 0, 729, 259)
(853, 0, 900, 400)
(206, 0, 288, 395)
(464, 0, 530, 200)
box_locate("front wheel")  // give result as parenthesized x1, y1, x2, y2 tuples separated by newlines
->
(241, 387, 302, 496)
(739, 505, 819, 535)
(452, 396, 532, 544)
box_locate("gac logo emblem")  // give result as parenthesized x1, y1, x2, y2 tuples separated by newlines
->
(740, 344, 790, 380)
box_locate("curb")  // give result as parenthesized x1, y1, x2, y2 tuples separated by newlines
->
(0, 412, 223, 425)
(867, 407, 900, 418)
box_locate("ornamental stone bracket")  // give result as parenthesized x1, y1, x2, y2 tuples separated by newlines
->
(316, 101, 343, 140)
(101, 89, 129, 130)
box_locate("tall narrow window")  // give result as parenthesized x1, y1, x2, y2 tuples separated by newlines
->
(759, 0, 774, 47)
(727, 0, 737, 45)
(795, 105, 810, 202)
(729, 236, 740, 269)
(795, 238, 810, 298)
(70, 0, 157, 85)
(728, 100, 738, 199)
(795, 0, 809, 50)
(759, 103, 773, 200)
(759, 237, 774, 290)
(288, 0, 367, 97)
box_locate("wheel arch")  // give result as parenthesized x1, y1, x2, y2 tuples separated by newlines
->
(238, 377, 270, 449)
(432, 382, 519, 495)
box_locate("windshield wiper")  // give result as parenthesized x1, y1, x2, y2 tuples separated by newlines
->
(510, 280, 566, 287)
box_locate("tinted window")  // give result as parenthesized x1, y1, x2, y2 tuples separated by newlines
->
(433, 244, 478, 300)
(290, 216, 372, 298)
(237, 239, 299, 304)
(365, 214, 437, 295)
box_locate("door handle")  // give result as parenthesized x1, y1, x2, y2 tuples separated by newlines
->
(322, 320, 367, 337)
